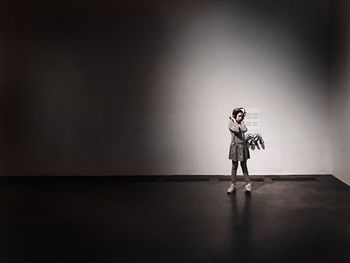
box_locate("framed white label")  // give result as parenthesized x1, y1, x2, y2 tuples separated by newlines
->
(244, 108, 261, 132)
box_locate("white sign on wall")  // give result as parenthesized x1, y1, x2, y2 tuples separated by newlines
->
(244, 108, 261, 132)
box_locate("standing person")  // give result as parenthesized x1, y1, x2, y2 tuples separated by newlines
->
(227, 107, 252, 193)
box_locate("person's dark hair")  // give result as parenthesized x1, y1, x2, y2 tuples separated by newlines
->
(232, 107, 246, 118)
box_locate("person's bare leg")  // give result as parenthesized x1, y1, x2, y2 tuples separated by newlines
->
(231, 161, 239, 185)
(241, 161, 252, 191)
(227, 161, 239, 193)
(240, 161, 249, 183)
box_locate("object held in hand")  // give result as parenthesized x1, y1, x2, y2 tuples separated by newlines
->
(246, 133, 265, 150)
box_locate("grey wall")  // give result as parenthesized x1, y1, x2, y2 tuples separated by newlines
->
(0, 0, 332, 175)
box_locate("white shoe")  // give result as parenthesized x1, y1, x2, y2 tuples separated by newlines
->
(245, 183, 252, 192)
(227, 184, 236, 194)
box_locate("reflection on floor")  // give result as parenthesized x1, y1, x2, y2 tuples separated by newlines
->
(0, 175, 349, 263)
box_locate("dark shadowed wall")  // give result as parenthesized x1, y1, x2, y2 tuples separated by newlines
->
(0, 0, 332, 175)
(330, 0, 350, 185)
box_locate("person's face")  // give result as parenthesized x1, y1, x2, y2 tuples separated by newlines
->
(235, 112, 244, 123)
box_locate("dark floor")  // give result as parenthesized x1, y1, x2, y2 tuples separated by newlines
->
(0, 175, 349, 263)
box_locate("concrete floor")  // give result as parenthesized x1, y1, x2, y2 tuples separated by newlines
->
(0, 175, 349, 263)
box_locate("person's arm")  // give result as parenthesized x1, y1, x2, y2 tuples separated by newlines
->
(228, 118, 240, 132)
(240, 121, 248, 132)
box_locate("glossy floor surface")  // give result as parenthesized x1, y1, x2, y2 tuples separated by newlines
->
(0, 175, 349, 263)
